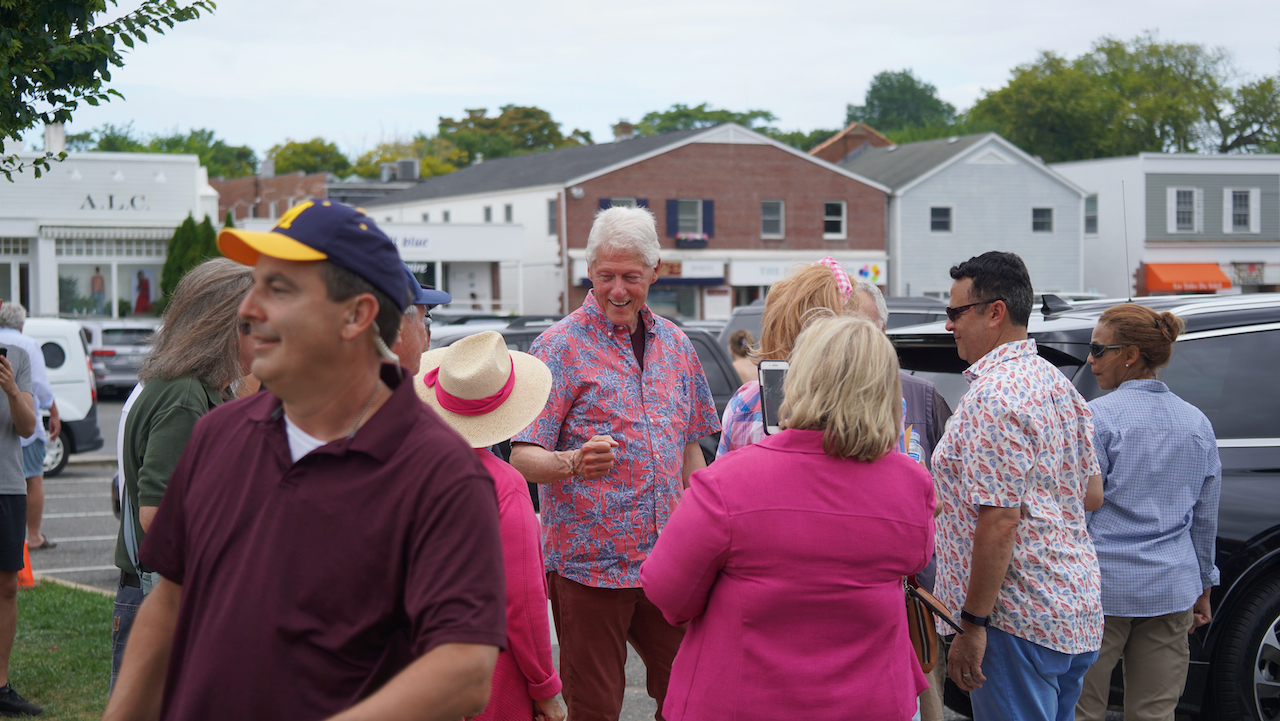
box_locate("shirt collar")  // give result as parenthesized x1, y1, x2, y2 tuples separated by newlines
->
(248, 363, 410, 463)
(581, 290, 655, 335)
(756, 428, 829, 455)
(963, 338, 1038, 382)
(1117, 378, 1169, 393)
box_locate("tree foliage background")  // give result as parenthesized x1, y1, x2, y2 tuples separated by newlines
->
(161, 214, 219, 301)
(267, 137, 352, 177)
(66, 122, 257, 177)
(0, 0, 216, 180)
(971, 32, 1280, 161)
(847, 70, 957, 131)
(436, 105, 593, 168)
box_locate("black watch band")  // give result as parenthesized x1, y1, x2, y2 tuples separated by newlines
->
(960, 609, 990, 627)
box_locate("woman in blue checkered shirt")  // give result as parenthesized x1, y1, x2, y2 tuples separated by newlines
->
(1076, 304, 1222, 721)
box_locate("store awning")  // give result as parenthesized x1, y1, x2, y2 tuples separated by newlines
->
(1146, 263, 1232, 292)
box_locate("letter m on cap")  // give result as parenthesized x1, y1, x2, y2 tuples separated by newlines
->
(275, 201, 314, 230)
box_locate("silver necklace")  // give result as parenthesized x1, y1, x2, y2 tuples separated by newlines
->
(347, 381, 380, 439)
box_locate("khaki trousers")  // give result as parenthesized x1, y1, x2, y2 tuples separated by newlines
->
(1075, 608, 1194, 721)
(918, 633, 948, 721)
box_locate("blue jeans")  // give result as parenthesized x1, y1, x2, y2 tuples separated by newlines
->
(111, 576, 145, 694)
(969, 627, 1099, 721)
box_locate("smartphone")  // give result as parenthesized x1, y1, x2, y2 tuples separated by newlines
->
(0, 348, 7, 359)
(757, 360, 789, 435)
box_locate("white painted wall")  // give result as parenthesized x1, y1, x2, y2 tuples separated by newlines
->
(895, 140, 1085, 297)
(1052, 156, 1146, 297)
(367, 185, 562, 315)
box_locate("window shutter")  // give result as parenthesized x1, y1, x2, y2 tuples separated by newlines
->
(666, 200, 679, 237)
(636, 199, 649, 208)
(598, 199, 611, 211)
(702, 199, 715, 237)
(1166, 187, 1177, 233)
(1251, 188, 1262, 233)
(1194, 188, 1204, 233)
(1223, 188, 1235, 234)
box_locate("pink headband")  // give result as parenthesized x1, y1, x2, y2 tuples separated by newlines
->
(422, 357, 517, 416)
(815, 257, 853, 300)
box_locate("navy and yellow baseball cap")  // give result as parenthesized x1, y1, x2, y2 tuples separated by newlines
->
(218, 199, 410, 311)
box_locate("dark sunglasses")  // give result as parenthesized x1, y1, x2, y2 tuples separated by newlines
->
(945, 298, 1002, 322)
(422, 311, 433, 330)
(1089, 343, 1125, 358)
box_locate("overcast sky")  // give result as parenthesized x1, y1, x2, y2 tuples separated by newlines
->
(29, 0, 1280, 158)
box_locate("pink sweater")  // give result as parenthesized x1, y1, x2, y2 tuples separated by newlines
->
(474, 451, 561, 720)
(640, 429, 935, 721)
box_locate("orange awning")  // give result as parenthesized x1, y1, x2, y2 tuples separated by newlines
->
(1146, 263, 1232, 292)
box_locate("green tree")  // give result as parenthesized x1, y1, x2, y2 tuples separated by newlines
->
(971, 32, 1280, 161)
(148, 128, 256, 178)
(195, 215, 219, 263)
(437, 105, 592, 167)
(846, 70, 957, 131)
(352, 135, 460, 179)
(1, 0, 216, 180)
(224, 209, 234, 228)
(760, 128, 839, 151)
(267, 137, 352, 176)
(161, 215, 199, 298)
(635, 103, 777, 136)
(882, 118, 1002, 145)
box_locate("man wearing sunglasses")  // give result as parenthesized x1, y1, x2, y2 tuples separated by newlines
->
(394, 264, 451, 375)
(930, 251, 1105, 721)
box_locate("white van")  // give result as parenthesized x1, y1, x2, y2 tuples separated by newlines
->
(22, 318, 105, 475)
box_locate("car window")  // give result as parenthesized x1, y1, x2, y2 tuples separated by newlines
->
(41, 342, 66, 370)
(1161, 329, 1280, 439)
(688, 336, 734, 397)
(103, 329, 152, 346)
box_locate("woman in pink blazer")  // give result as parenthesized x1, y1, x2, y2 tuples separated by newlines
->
(641, 316, 936, 721)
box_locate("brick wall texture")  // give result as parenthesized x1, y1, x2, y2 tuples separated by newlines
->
(210, 172, 328, 221)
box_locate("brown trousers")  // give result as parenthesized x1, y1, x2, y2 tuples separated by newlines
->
(547, 572, 685, 721)
(1075, 608, 1195, 721)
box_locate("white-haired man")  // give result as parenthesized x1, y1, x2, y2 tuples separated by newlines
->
(511, 206, 720, 721)
(0, 302, 60, 553)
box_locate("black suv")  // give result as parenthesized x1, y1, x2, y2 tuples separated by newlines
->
(889, 293, 1280, 721)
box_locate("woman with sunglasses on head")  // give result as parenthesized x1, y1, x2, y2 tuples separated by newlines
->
(1075, 304, 1222, 721)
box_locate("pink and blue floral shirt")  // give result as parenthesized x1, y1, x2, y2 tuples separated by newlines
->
(514, 293, 720, 589)
(931, 339, 1104, 655)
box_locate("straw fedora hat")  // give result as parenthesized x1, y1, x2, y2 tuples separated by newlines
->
(415, 331, 552, 449)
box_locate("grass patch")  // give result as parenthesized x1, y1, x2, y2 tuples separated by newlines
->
(10, 583, 112, 720)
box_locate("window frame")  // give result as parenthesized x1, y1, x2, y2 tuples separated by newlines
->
(1222, 187, 1261, 234)
(421, 212, 430, 223)
(610, 197, 637, 209)
(761, 200, 785, 239)
(930, 205, 953, 234)
(483, 206, 493, 223)
(1167, 186, 1203, 234)
(1084, 196, 1098, 235)
(677, 199, 702, 235)
(822, 200, 847, 240)
(504, 204, 513, 223)
(1032, 207, 1054, 233)
(547, 199, 557, 236)
(442, 210, 451, 223)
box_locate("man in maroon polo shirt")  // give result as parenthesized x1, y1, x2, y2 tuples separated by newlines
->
(104, 200, 507, 721)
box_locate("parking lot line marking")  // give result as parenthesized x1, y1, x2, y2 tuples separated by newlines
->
(42, 535, 116, 543)
(43, 511, 115, 519)
(44, 493, 112, 499)
(35, 565, 118, 574)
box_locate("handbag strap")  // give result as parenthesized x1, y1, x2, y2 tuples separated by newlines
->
(905, 577, 965, 635)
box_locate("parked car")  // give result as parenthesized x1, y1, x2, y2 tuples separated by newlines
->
(80, 319, 161, 397)
(888, 292, 1280, 721)
(24, 318, 105, 476)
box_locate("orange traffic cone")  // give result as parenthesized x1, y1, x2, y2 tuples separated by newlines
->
(17, 542, 35, 589)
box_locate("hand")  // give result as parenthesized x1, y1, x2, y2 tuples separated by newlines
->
(1191, 588, 1213, 632)
(572, 435, 618, 480)
(0, 356, 17, 397)
(948, 625, 987, 692)
(534, 694, 565, 721)
(47, 408, 60, 442)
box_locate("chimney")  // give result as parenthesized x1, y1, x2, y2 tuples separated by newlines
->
(613, 120, 634, 142)
(260, 157, 275, 178)
(397, 158, 420, 181)
(44, 123, 66, 154)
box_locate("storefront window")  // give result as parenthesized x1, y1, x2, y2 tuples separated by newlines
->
(648, 285, 698, 320)
(117, 265, 162, 317)
(58, 264, 111, 316)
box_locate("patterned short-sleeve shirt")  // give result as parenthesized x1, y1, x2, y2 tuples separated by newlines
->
(931, 339, 1104, 655)
(514, 293, 720, 589)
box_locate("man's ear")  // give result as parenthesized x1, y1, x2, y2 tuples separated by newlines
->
(339, 294, 381, 342)
(987, 299, 1008, 329)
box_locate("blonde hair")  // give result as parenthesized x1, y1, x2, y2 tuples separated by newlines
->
(781, 316, 902, 461)
(755, 264, 860, 361)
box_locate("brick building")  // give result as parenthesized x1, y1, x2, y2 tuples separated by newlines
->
(367, 123, 890, 318)
(210, 169, 327, 221)
(809, 122, 893, 165)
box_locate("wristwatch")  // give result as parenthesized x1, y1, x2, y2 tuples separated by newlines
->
(960, 609, 990, 627)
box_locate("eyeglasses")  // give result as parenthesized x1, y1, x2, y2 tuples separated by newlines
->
(1088, 343, 1125, 358)
(945, 298, 1002, 323)
(422, 311, 433, 331)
